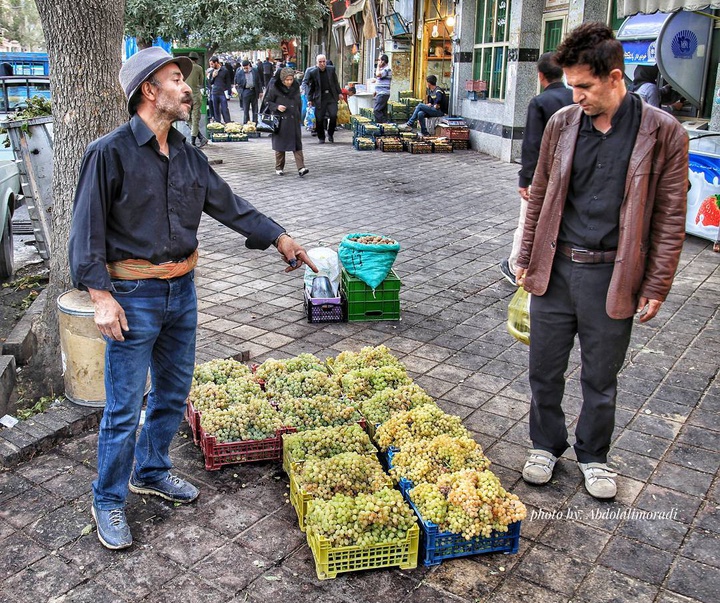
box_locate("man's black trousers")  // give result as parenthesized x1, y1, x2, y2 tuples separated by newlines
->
(240, 89, 258, 124)
(528, 254, 633, 463)
(315, 99, 338, 141)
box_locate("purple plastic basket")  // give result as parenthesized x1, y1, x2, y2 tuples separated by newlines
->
(304, 289, 344, 323)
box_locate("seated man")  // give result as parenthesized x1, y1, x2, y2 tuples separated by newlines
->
(399, 75, 446, 135)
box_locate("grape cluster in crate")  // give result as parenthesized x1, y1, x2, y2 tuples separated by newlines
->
(185, 345, 526, 578)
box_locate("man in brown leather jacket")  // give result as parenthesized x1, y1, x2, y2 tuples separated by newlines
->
(515, 23, 688, 499)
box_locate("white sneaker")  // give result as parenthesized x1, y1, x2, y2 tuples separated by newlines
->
(579, 462, 617, 499)
(275, 170, 284, 176)
(522, 449, 557, 485)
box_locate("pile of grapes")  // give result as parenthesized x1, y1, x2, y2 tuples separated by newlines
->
(192, 358, 253, 386)
(294, 452, 392, 499)
(340, 365, 411, 402)
(199, 398, 283, 442)
(283, 424, 376, 462)
(265, 369, 342, 399)
(374, 404, 470, 451)
(388, 435, 491, 485)
(358, 383, 435, 425)
(326, 345, 404, 376)
(409, 469, 527, 540)
(254, 354, 327, 382)
(306, 488, 417, 547)
(276, 394, 362, 431)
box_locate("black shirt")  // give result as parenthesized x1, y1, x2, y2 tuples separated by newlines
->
(69, 115, 284, 291)
(559, 92, 642, 250)
(319, 69, 330, 95)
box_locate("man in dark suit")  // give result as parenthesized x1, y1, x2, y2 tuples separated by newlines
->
(301, 54, 342, 143)
(262, 58, 274, 91)
(500, 52, 574, 285)
(234, 60, 260, 124)
(208, 55, 233, 124)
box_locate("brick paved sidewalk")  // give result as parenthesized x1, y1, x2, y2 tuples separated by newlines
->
(0, 114, 718, 602)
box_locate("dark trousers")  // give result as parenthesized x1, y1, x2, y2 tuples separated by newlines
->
(212, 93, 231, 124)
(240, 89, 258, 124)
(315, 99, 338, 140)
(528, 254, 633, 463)
(374, 93, 390, 123)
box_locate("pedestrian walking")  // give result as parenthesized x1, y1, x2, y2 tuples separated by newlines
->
(302, 54, 342, 143)
(68, 47, 317, 550)
(264, 67, 309, 178)
(516, 23, 688, 499)
(234, 59, 260, 124)
(185, 51, 208, 148)
(372, 54, 392, 123)
(500, 52, 573, 285)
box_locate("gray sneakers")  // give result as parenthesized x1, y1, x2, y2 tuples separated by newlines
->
(522, 449, 557, 484)
(579, 462, 617, 499)
(129, 473, 199, 503)
(92, 505, 132, 550)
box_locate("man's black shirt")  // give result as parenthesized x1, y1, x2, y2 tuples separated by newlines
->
(559, 92, 642, 250)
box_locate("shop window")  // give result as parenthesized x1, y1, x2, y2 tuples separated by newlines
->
(543, 18, 564, 53)
(472, 0, 511, 100)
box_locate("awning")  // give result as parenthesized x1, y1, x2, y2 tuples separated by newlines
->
(619, 1, 720, 17)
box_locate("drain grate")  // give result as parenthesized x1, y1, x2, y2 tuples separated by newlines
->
(12, 219, 34, 235)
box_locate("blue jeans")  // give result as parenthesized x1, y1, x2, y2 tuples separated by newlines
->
(212, 93, 231, 123)
(408, 103, 443, 134)
(93, 272, 197, 509)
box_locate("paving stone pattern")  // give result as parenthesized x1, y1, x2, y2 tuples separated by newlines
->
(0, 111, 718, 602)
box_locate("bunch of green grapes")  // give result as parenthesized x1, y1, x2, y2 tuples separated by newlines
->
(340, 365, 411, 402)
(327, 345, 404, 376)
(375, 404, 470, 451)
(199, 398, 282, 442)
(276, 394, 362, 431)
(306, 488, 417, 547)
(192, 358, 253, 386)
(225, 377, 265, 405)
(409, 469, 527, 540)
(389, 435, 491, 485)
(283, 424, 376, 462)
(254, 354, 327, 382)
(294, 452, 392, 498)
(189, 382, 231, 412)
(359, 383, 435, 425)
(264, 369, 341, 399)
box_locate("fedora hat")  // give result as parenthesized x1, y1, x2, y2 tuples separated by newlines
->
(120, 47, 193, 114)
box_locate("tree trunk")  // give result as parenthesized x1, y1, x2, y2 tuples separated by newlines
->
(33, 0, 126, 394)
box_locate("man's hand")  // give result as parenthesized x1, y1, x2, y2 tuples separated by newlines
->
(88, 288, 128, 342)
(518, 187, 530, 201)
(636, 297, 662, 323)
(516, 268, 527, 287)
(276, 235, 319, 273)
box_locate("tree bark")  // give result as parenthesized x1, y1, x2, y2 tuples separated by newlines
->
(33, 0, 126, 393)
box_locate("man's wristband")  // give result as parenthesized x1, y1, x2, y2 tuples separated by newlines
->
(273, 232, 289, 248)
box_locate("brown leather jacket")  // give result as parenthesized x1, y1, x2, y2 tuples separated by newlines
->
(518, 100, 688, 319)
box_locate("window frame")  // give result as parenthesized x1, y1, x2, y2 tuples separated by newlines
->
(472, 0, 511, 101)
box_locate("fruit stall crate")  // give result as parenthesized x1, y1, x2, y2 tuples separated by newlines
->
(227, 133, 249, 142)
(435, 125, 470, 140)
(407, 141, 433, 154)
(387, 454, 522, 566)
(306, 522, 419, 580)
(186, 399, 297, 470)
(451, 139, 470, 150)
(377, 137, 404, 152)
(303, 288, 344, 323)
(287, 456, 391, 532)
(341, 267, 401, 322)
(209, 132, 230, 142)
(353, 136, 376, 151)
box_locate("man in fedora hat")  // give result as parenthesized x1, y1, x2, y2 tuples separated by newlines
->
(68, 47, 317, 550)
(185, 51, 208, 147)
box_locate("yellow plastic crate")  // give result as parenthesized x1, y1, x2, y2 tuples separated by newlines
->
(306, 523, 419, 580)
(288, 457, 392, 532)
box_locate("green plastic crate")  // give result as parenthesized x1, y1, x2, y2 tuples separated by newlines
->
(341, 268, 401, 321)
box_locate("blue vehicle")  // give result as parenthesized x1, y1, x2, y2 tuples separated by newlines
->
(0, 52, 50, 76)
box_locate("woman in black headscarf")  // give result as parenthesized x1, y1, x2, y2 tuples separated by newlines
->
(264, 67, 309, 177)
(632, 65, 660, 107)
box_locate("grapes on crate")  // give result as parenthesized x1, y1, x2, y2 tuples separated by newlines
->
(389, 435, 491, 485)
(192, 358, 253, 386)
(359, 383, 435, 425)
(264, 369, 341, 399)
(409, 469, 527, 540)
(326, 345, 405, 376)
(306, 488, 417, 547)
(340, 365, 411, 402)
(375, 404, 470, 451)
(254, 354, 327, 382)
(199, 398, 282, 442)
(277, 394, 362, 431)
(294, 452, 392, 499)
(283, 424, 376, 462)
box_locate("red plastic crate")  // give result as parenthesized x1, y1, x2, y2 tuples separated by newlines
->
(185, 398, 202, 445)
(435, 126, 469, 140)
(201, 426, 296, 471)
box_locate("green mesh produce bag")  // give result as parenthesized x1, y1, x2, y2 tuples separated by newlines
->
(507, 287, 530, 345)
(338, 233, 400, 290)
